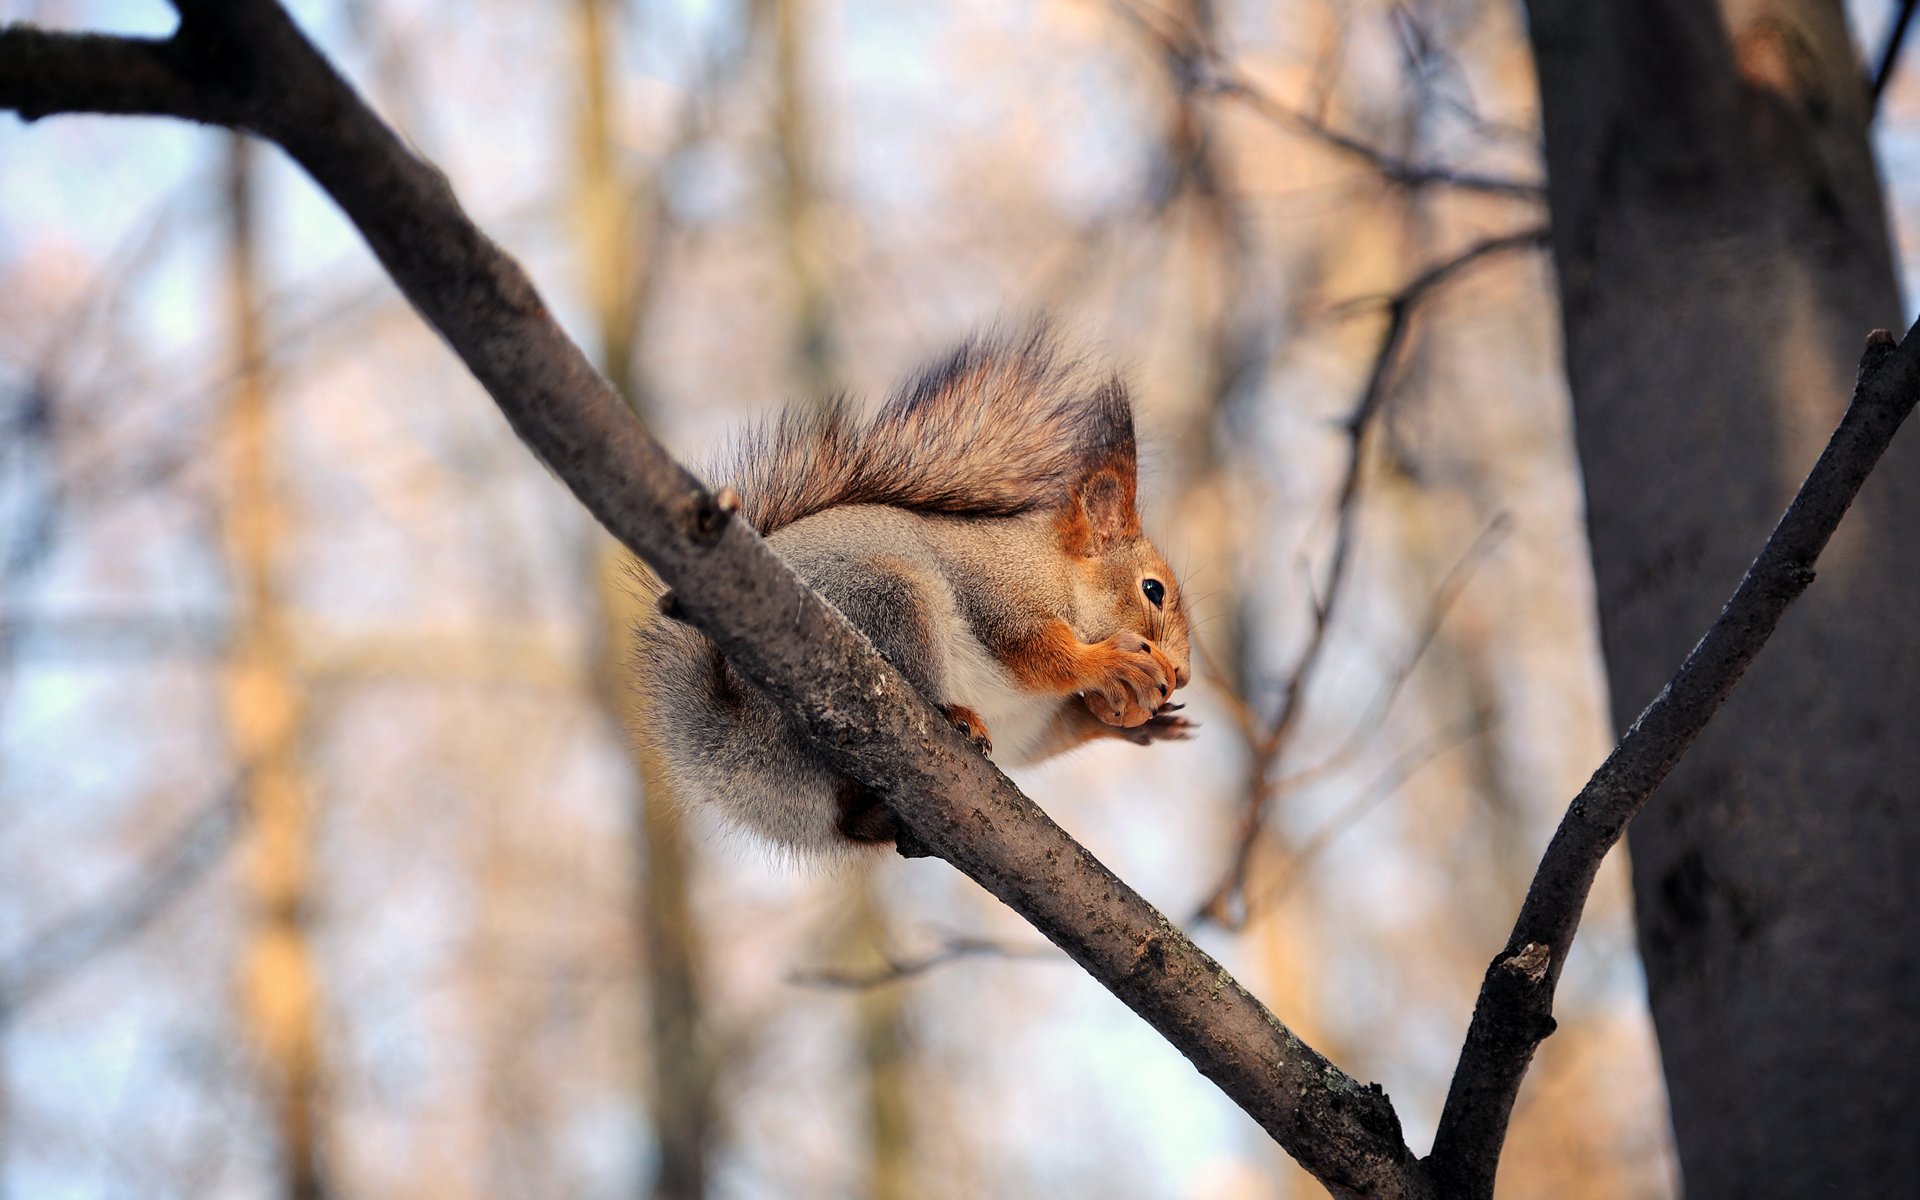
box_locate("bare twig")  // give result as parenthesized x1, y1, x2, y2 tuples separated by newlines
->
(790, 933, 1060, 990)
(1197, 231, 1546, 927)
(1105, 0, 1547, 201)
(1214, 79, 1548, 200)
(1329, 229, 1552, 319)
(1249, 709, 1492, 914)
(1871, 0, 1920, 111)
(1424, 330, 1920, 1197)
(0, 8, 1432, 1194)
(1273, 515, 1509, 797)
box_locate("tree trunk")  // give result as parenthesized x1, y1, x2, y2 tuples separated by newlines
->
(766, 0, 836, 397)
(839, 885, 915, 1200)
(1525, 1, 1920, 1192)
(222, 131, 329, 1200)
(572, 2, 715, 1195)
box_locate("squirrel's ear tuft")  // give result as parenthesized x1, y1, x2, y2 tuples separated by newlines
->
(1078, 376, 1136, 468)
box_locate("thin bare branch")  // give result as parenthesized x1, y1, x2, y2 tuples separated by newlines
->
(1249, 710, 1492, 915)
(1871, 0, 1919, 111)
(1275, 515, 1510, 794)
(1197, 232, 1545, 928)
(1214, 78, 1548, 200)
(1105, 0, 1546, 201)
(790, 934, 1060, 991)
(1330, 229, 1552, 320)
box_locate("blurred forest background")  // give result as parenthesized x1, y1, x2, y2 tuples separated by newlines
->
(3, 0, 1918, 1197)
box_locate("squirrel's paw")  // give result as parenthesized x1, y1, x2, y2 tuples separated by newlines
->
(1084, 632, 1177, 728)
(1117, 701, 1197, 746)
(943, 703, 993, 756)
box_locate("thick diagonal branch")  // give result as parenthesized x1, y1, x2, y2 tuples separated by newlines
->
(0, 6, 1431, 1196)
(1425, 330, 1920, 1198)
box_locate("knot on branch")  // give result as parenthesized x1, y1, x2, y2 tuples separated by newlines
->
(684, 485, 740, 546)
(1357, 1079, 1406, 1142)
(1128, 931, 1166, 977)
(1317, 1072, 1410, 1155)
(1859, 328, 1899, 387)
(1479, 944, 1561, 1047)
(1501, 942, 1551, 985)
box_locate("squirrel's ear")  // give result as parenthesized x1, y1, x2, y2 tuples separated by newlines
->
(1064, 462, 1140, 555)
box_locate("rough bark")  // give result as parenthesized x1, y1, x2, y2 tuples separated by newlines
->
(1524, 0, 1920, 1193)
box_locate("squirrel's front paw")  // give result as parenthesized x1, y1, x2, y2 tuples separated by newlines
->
(1084, 632, 1177, 728)
(1116, 701, 1197, 746)
(943, 703, 993, 755)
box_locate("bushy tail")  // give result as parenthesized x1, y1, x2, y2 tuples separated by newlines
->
(717, 327, 1134, 536)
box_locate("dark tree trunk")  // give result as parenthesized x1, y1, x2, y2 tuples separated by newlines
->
(1525, 0, 1920, 1192)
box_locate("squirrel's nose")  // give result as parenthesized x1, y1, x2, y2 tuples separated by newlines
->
(1174, 663, 1191, 689)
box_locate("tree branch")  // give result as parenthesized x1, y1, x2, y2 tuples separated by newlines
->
(0, 6, 1432, 1195)
(789, 932, 1060, 990)
(1425, 329, 1920, 1197)
(1213, 78, 1549, 200)
(1103, 0, 1546, 201)
(1871, 0, 1919, 112)
(0, 25, 240, 127)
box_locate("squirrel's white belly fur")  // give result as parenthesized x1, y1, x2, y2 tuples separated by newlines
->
(934, 606, 1057, 767)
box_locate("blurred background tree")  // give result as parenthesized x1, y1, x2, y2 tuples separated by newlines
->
(1, 0, 1915, 1197)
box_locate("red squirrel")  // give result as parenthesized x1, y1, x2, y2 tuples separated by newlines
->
(638, 328, 1193, 854)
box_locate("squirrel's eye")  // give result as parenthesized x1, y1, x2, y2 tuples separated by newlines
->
(1142, 578, 1166, 608)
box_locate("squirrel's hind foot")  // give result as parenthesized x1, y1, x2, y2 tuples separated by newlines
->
(942, 704, 993, 755)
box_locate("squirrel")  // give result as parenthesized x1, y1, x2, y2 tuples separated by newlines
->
(637, 328, 1194, 856)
